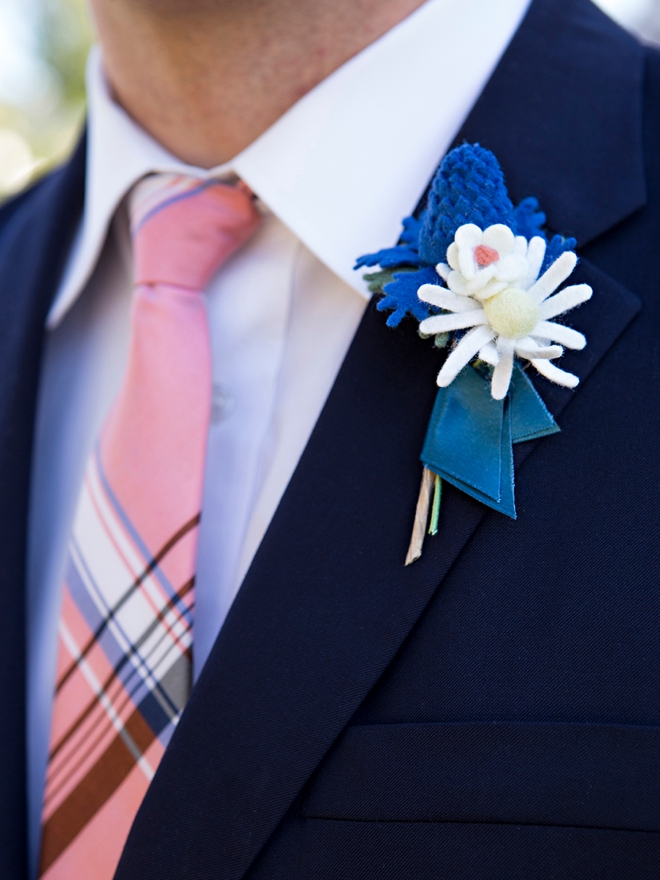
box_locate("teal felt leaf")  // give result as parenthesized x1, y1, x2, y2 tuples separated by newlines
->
(420, 363, 560, 519)
(421, 366, 508, 511)
(510, 366, 560, 443)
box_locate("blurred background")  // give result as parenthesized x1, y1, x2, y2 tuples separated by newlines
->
(0, 0, 658, 199)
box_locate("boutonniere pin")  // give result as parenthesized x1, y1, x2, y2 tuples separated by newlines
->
(356, 144, 592, 564)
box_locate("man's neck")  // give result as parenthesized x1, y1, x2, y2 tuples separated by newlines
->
(89, 0, 427, 168)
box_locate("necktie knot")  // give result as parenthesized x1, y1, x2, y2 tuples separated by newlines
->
(130, 173, 261, 291)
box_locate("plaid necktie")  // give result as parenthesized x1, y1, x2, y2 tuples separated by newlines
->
(38, 174, 261, 879)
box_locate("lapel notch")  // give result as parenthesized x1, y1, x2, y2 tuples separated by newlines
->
(456, 0, 646, 246)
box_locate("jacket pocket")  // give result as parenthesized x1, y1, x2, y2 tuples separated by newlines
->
(303, 721, 660, 831)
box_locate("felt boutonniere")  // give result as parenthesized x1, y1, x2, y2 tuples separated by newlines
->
(356, 144, 592, 564)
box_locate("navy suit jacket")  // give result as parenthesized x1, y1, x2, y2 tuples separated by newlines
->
(1, 0, 659, 876)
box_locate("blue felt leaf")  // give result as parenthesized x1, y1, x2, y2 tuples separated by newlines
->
(400, 212, 425, 246)
(513, 196, 546, 240)
(542, 233, 578, 272)
(377, 266, 440, 327)
(354, 211, 426, 270)
(354, 246, 424, 270)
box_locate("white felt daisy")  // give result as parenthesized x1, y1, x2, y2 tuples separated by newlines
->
(418, 223, 592, 400)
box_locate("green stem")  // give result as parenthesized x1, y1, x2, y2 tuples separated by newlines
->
(429, 474, 442, 536)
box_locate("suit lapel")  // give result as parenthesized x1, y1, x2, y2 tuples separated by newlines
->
(115, 1, 646, 878)
(0, 134, 85, 878)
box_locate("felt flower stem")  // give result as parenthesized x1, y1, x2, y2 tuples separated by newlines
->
(429, 473, 442, 536)
(405, 467, 435, 566)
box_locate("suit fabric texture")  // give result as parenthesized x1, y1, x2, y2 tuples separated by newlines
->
(0, 0, 659, 877)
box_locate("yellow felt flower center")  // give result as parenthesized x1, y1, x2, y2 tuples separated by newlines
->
(483, 287, 539, 338)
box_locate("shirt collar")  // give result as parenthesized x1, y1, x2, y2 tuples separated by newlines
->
(47, 0, 532, 329)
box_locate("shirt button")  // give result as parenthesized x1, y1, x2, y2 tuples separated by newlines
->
(211, 383, 235, 423)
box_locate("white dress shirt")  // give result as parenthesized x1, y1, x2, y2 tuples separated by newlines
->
(26, 0, 532, 871)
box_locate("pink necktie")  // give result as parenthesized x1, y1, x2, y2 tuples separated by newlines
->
(38, 174, 261, 879)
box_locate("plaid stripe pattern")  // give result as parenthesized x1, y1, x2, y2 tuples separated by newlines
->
(39, 174, 261, 879)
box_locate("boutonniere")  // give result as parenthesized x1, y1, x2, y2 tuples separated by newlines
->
(356, 144, 592, 564)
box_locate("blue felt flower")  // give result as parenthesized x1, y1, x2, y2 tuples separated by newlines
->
(418, 143, 516, 266)
(355, 143, 578, 329)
